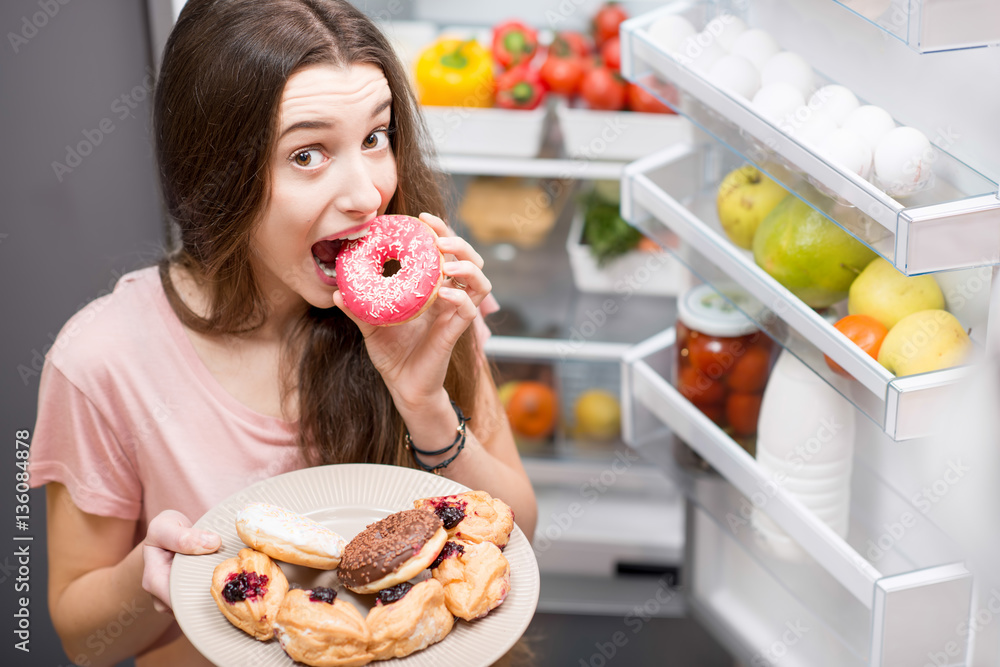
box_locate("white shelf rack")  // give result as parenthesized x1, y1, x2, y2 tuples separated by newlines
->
(621, 327, 974, 666)
(620, 3, 1000, 276)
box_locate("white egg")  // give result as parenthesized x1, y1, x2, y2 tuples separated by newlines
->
(704, 14, 747, 52)
(729, 29, 780, 69)
(648, 15, 697, 54)
(874, 126, 934, 195)
(707, 54, 761, 99)
(790, 107, 838, 147)
(818, 128, 872, 179)
(761, 52, 815, 97)
(752, 82, 806, 128)
(808, 85, 860, 126)
(841, 105, 896, 152)
(676, 31, 727, 73)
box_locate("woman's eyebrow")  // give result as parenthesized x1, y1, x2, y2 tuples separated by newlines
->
(279, 120, 332, 140)
(370, 97, 392, 119)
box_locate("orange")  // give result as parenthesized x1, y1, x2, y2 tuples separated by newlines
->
(824, 314, 889, 378)
(505, 381, 558, 438)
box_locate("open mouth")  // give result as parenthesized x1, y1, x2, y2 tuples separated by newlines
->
(311, 227, 369, 279)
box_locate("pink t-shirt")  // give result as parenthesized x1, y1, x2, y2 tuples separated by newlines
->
(29, 265, 497, 665)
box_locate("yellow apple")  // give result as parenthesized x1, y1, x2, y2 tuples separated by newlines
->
(848, 257, 944, 330)
(877, 309, 971, 377)
(716, 165, 788, 249)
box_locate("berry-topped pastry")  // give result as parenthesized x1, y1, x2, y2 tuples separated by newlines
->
(337, 509, 447, 594)
(210, 548, 289, 640)
(274, 587, 373, 667)
(431, 539, 510, 621)
(414, 490, 515, 549)
(364, 578, 454, 660)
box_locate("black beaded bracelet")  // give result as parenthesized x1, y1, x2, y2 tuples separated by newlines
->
(404, 400, 468, 456)
(406, 400, 469, 474)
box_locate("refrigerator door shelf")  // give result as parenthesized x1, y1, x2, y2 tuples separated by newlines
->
(830, 0, 1000, 53)
(620, 142, 981, 441)
(620, 3, 1000, 276)
(621, 328, 973, 665)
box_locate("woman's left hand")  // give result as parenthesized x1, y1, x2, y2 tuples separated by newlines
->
(332, 212, 491, 409)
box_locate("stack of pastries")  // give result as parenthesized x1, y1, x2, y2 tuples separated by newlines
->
(209, 491, 514, 666)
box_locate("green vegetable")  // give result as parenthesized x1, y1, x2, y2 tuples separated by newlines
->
(581, 188, 641, 267)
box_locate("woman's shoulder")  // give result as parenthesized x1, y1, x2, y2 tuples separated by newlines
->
(47, 266, 171, 379)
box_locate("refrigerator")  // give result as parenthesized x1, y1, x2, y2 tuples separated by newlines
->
(5, 0, 1000, 665)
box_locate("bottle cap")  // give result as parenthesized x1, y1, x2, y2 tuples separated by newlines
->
(678, 283, 759, 338)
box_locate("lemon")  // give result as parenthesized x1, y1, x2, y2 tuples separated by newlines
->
(752, 194, 876, 308)
(574, 389, 621, 441)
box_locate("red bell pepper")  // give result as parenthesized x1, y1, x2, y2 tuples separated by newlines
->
(492, 20, 538, 69)
(495, 65, 546, 110)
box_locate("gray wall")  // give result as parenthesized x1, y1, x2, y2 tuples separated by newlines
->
(1, 0, 162, 664)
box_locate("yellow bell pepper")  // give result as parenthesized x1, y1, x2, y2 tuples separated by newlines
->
(415, 38, 494, 108)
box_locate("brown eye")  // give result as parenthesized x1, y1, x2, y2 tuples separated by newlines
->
(293, 151, 313, 166)
(363, 130, 388, 150)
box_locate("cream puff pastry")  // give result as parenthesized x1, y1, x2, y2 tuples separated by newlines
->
(274, 587, 374, 667)
(210, 547, 289, 640)
(414, 490, 515, 549)
(431, 540, 510, 620)
(365, 579, 454, 660)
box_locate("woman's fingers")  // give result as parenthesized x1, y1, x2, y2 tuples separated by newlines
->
(142, 510, 220, 612)
(436, 234, 484, 270)
(442, 260, 491, 308)
(332, 290, 376, 338)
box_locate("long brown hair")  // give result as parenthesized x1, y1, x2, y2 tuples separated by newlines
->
(154, 0, 478, 467)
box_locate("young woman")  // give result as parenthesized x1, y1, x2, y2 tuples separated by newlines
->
(29, 1, 537, 665)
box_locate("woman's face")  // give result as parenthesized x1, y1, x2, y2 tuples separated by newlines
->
(252, 62, 398, 312)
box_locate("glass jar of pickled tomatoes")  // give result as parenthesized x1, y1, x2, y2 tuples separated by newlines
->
(673, 284, 775, 470)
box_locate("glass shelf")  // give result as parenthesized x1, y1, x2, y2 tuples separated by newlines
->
(620, 3, 1000, 276)
(621, 142, 978, 441)
(622, 328, 974, 665)
(829, 0, 1000, 54)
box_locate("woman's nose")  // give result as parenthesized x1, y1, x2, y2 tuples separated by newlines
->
(333, 154, 383, 217)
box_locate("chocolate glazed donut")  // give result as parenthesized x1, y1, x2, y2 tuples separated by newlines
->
(338, 510, 447, 594)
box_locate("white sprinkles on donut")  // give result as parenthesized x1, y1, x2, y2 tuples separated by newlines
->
(336, 214, 443, 326)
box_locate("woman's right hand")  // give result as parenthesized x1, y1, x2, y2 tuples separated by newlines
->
(141, 510, 221, 612)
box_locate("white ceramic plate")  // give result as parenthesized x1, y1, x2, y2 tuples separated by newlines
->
(171, 464, 539, 666)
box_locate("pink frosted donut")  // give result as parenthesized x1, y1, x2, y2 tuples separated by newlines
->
(336, 214, 444, 326)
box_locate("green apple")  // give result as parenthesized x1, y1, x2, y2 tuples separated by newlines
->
(716, 165, 788, 249)
(877, 309, 971, 377)
(848, 257, 944, 330)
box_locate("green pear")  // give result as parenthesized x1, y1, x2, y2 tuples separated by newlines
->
(848, 257, 944, 330)
(878, 309, 971, 377)
(716, 165, 788, 249)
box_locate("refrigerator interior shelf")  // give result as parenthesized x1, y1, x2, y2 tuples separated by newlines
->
(621, 142, 972, 441)
(830, 0, 1000, 54)
(620, 3, 1000, 276)
(436, 154, 628, 180)
(622, 328, 973, 665)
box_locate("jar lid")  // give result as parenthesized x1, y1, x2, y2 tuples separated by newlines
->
(678, 283, 759, 337)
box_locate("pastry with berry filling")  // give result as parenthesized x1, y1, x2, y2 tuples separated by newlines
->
(430, 540, 510, 620)
(413, 490, 514, 549)
(338, 509, 446, 594)
(274, 587, 373, 667)
(365, 579, 454, 660)
(210, 548, 289, 640)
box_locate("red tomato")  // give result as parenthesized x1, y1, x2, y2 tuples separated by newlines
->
(824, 314, 889, 378)
(579, 65, 626, 111)
(551, 31, 591, 58)
(593, 2, 628, 47)
(600, 35, 621, 70)
(694, 402, 725, 425)
(726, 346, 772, 393)
(540, 54, 585, 96)
(626, 82, 677, 114)
(726, 392, 762, 436)
(687, 334, 737, 379)
(678, 365, 727, 406)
